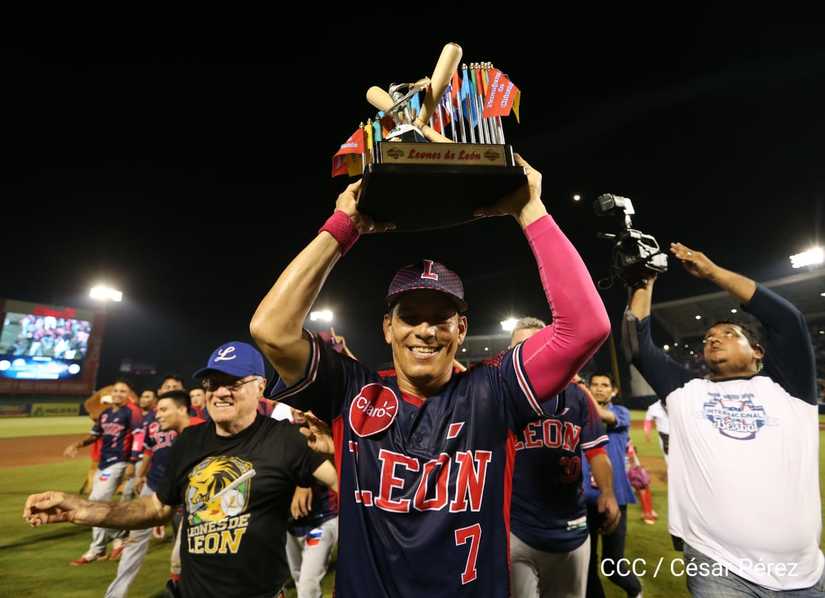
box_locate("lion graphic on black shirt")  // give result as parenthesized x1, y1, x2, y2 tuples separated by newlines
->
(185, 456, 254, 524)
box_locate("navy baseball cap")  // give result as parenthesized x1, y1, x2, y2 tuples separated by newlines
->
(385, 259, 468, 313)
(192, 341, 266, 379)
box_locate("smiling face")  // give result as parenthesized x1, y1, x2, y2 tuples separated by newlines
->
(203, 374, 265, 430)
(383, 290, 467, 396)
(702, 323, 763, 378)
(110, 382, 131, 407)
(156, 397, 188, 431)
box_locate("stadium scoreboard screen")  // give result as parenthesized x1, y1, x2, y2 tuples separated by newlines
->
(0, 299, 104, 396)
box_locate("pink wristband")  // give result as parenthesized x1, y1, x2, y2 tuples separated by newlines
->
(319, 210, 360, 256)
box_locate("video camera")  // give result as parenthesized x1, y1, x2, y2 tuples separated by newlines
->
(595, 194, 668, 289)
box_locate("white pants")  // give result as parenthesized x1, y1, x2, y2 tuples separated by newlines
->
(104, 485, 155, 598)
(86, 461, 128, 558)
(510, 532, 590, 598)
(285, 517, 338, 598)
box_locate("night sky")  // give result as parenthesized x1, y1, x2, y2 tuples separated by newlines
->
(3, 9, 824, 388)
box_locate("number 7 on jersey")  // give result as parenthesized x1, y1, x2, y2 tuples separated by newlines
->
(454, 523, 482, 584)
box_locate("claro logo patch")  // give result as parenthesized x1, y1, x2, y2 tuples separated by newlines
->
(349, 383, 399, 437)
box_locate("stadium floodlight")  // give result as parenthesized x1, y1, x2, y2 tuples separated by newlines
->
(573, 194, 581, 202)
(695, 315, 702, 320)
(309, 309, 334, 323)
(730, 308, 738, 314)
(663, 344, 670, 352)
(89, 284, 123, 302)
(790, 247, 824, 269)
(500, 318, 519, 332)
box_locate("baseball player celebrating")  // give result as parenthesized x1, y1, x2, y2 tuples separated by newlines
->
(63, 379, 142, 565)
(250, 155, 610, 597)
(507, 318, 617, 598)
(104, 390, 205, 597)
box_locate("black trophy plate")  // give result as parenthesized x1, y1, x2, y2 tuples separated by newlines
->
(358, 144, 527, 232)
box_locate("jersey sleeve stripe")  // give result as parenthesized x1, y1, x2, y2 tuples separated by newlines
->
(513, 343, 544, 417)
(581, 435, 609, 450)
(270, 331, 321, 401)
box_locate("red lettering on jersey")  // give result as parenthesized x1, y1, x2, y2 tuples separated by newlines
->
(449, 451, 492, 513)
(361, 490, 374, 506)
(562, 422, 582, 452)
(349, 383, 399, 437)
(454, 523, 482, 584)
(543, 419, 562, 448)
(375, 449, 420, 513)
(420, 259, 439, 280)
(414, 453, 451, 511)
(447, 422, 464, 439)
(523, 421, 543, 449)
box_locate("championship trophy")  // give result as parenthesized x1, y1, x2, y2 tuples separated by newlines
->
(331, 42, 526, 231)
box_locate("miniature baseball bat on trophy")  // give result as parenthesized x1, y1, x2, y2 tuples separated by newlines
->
(331, 42, 526, 231)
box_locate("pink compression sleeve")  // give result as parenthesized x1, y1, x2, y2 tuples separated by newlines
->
(521, 215, 611, 400)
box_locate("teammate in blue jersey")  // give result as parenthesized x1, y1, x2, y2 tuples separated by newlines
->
(63, 379, 143, 565)
(272, 403, 340, 598)
(507, 318, 618, 598)
(250, 155, 611, 597)
(625, 244, 824, 595)
(105, 390, 205, 597)
(582, 372, 643, 598)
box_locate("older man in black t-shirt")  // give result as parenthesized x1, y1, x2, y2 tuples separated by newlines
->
(24, 341, 338, 598)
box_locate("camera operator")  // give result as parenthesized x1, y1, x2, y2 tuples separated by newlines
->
(623, 242, 824, 596)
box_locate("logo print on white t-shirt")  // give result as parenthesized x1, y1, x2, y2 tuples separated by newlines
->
(702, 392, 767, 440)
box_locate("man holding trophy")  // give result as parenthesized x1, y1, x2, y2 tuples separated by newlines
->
(251, 117, 610, 598)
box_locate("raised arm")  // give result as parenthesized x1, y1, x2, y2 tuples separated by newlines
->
(23, 492, 173, 530)
(670, 243, 756, 303)
(623, 278, 695, 399)
(484, 155, 610, 400)
(250, 181, 392, 385)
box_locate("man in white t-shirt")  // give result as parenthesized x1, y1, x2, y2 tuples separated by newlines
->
(643, 400, 670, 464)
(624, 242, 824, 596)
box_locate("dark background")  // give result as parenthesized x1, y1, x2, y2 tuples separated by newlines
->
(2, 7, 823, 388)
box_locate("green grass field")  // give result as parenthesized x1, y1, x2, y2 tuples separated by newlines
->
(0, 416, 92, 438)
(1, 414, 822, 597)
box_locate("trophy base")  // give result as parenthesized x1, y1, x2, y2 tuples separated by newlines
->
(358, 145, 527, 231)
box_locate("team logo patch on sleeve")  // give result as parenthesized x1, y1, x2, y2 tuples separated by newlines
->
(349, 383, 399, 437)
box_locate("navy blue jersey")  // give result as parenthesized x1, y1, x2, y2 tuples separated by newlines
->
(274, 332, 556, 598)
(510, 383, 608, 553)
(270, 400, 339, 537)
(91, 405, 141, 468)
(582, 403, 636, 506)
(143, 414, 206, 492)
(288, 483, 339, 537)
